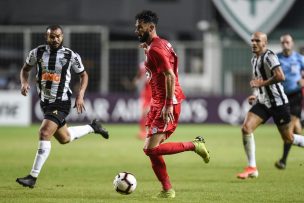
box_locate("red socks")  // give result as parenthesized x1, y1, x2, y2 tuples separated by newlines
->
(144, 142, 195, 190)
(149, 155, 172, 190)
(145, 142, 195, 156)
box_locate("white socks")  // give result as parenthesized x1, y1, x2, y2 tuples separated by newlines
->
(292, 134, 304, 147)
(242, 133, 256, 167)
(68, 125, 94, 142)
(30, 141, 51, 178)
(28, 125, 94, 178)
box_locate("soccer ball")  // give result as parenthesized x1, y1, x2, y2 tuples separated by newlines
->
(113, 172, 137, 195)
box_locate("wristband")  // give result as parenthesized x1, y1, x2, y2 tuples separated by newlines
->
(166, 98, 173, 106)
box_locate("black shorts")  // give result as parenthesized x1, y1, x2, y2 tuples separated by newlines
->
(287, 91, 302, 118)
(249, 103, 291, 126)
(40, 100, 71, 128)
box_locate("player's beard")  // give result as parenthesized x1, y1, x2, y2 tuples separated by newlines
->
(138, 31, 149, 43)
(49, 41, 63, 51)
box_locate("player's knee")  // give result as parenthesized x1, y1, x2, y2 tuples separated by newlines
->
(241, 123, 252, 135)
(143, 148, 151, 156)
(283, 135, 293, 144)
(143, 147, 158, 156)
(39, 128, 51, 140)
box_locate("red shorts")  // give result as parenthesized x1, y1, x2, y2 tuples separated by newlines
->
(146, 103, 181, 138)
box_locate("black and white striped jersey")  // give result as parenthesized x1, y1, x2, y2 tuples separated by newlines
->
(251, 49, 288, 108)
(26, 45, 85, 103)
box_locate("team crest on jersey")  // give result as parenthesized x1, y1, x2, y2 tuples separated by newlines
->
(145, 67, 152, 82)
(212, 0, 295, 43)
(151, 127, 158, 134)
(59, 58, 67, 66)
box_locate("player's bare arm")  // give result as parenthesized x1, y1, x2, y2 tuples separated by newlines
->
(74, 71, 88, 114)
(298, 78, 304, 87)
(20, 63, 33, 96)
(162, 68, 175, 123)
(250, 66, 285, 88)
(247, 85, 259, 105)
(247, 95, 257, 105)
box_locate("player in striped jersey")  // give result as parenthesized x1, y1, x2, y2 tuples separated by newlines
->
(275, 34, 304, 169)
(237, 32, 304, 179)
(16, 25, 109, 188)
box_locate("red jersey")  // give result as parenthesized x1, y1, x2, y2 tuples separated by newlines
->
(144, 36, 185, 107)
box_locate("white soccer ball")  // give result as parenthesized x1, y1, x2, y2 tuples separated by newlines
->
(113, 172, 137, 195)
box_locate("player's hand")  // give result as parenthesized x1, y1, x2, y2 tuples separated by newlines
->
(21, 83, 30, 96)
(250, 78, 264, 88)
(161, 105, 174, 123)
(248, 95, 257, 105)
(74, 95, 86, 114)
(298, 79, 304, 87)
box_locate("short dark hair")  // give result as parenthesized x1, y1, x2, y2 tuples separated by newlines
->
(135, 10, 159, 25)
(46, 24, 63, 33)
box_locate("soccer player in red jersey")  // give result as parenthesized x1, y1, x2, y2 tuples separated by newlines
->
(135, 10, 210, 198)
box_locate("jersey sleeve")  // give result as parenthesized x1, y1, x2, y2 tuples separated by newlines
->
(25, 48, 37, 66)
(149, 47, 172, 73)
(265, 52, 280, 70)
(70, 52, 85, 74)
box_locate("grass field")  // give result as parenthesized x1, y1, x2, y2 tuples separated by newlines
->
(0, 124, 304, 203)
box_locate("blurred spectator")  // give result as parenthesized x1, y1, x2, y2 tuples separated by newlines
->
(121, 62, 151, 139)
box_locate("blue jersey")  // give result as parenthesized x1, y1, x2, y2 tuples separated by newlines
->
(277, 51, 304, 95)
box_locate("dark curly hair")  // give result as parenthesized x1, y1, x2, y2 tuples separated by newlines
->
(135, 10, 159, 25)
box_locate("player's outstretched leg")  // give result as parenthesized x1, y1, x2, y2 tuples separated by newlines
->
(16, 175, 37, 188)
(89, 119, 109, 139)
(192, 136, 210, 163)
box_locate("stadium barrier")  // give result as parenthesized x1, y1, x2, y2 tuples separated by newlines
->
(31, 94, 250, 125)
(0, 90, 31, 126)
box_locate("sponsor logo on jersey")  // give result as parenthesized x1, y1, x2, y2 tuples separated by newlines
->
(41, 66, 61, 83)
(41, 72, 61, 83)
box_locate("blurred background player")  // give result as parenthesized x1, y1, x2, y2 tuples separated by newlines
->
(275, 34, 304, 169)
(135, 10, 210, 198)
(16, 25, 109, 188)
(237, 32, 304, 179)
(121, 62, 152, 139)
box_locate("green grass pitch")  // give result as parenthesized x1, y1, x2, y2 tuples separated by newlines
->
(0, 124, 304, 203)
